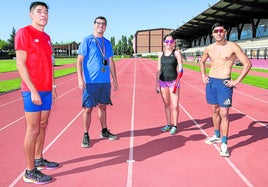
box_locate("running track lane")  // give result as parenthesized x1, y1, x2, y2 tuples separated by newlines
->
(0, 58, 267, 187)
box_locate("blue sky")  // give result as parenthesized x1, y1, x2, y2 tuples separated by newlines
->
(0, 0, 219, 43)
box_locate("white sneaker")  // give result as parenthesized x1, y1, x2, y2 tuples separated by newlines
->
(220, 143, 230, 157)
(204, 135, 220, 144)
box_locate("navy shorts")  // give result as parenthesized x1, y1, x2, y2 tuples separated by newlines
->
(22, 91, 52, 112)
(206, 77, 233, 108)
(82, 83, 112, 108)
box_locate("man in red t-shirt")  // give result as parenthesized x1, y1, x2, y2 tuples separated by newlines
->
(15, 2, 58, 184)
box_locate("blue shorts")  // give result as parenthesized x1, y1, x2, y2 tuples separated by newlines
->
(82, 83, 112, 108)
(206, 77, 233, 108)
(22, 91, 52, 112)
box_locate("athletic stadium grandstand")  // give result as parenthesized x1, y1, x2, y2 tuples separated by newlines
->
(134, 0, 268, 68)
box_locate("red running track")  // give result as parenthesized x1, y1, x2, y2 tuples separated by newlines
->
(0, 58, 267, 187)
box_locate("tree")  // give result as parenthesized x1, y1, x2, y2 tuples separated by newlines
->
(6, 27, 16, 57)
(110, 36, 115, 48)
(0, 40, 9, 51)
(127, 35, 134, 56)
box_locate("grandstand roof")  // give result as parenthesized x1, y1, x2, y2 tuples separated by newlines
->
(172, 0, 268, 40)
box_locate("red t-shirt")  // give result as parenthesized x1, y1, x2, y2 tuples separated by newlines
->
(15, 25, 53, 91)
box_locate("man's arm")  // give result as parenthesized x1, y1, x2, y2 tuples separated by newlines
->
(52, 57, 57, 100)
(109, 57, 118, 90)
(16, 50, 42, 105)
(199, 47, 209, 83)
(76, 54, 85, 89)
(230, 43, 252, 87)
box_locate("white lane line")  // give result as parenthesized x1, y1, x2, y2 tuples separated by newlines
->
(234, 90, 268, 104)
(7, 60, 131, 186)
(0, 98, 22, 108)
(0, 78, 77, 108)
(145, 62, 254, 187)
(182, 79, 267, 128)
(0, 116, 24, 132)
(180, 103, 254, 187)
(0, 87, 78, 133)
(186, 72, 268, 103)
(127, 59, 137, 187)
(8, 109, 83, 187)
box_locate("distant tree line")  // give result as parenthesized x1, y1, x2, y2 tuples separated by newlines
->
(0, 27, 134, 59)
(111, 35, 134, 57)
(0, 27, 16, 59)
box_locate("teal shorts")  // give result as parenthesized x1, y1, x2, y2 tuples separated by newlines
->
(206, 77, 233, 108)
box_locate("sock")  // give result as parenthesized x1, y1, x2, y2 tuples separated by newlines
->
(102, 128, 108, 133)
(221, 136, 227, 144)
(214, 130, 220, 138)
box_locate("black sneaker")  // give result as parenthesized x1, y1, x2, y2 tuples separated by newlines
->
(23, 168, 52, 184)
(100, 130, 117, 140)
(81, 135, 90, 148)
(34, 158, 59, 170)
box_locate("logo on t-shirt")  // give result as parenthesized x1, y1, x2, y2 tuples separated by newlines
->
(34, 39, 39, 42)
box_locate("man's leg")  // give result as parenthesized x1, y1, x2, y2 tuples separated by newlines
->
(34, 110, 59, 168)
(219, 107, 230, 142)
(35, 110, 50, 159)
(98, 104, 107, 129)
(24, 111, 42, 170)
(81, 107, 92, 148)
(83, 107, 93, 132)
(98, 104, 117, 140)
(204, 104, 221, 144)
(212, 104, 221, 136)
(219, 107, 230, 157)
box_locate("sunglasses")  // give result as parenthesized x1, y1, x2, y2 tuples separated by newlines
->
(165, 40, 174, 44)
(213, 29, 225, 33)
(95, 21, 106, 26)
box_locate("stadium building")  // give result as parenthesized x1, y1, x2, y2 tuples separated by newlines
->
(134, 0, 268, 68)
(133, 28, 172, 57)
(53, 41, 79, 57)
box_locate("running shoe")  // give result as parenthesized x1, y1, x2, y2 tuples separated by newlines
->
(100, 130, 117, 140)
(204, 135, 221, 144)
(81, 134, 90, 148)
(161, 125, 171, 132)
(23, 168, 52, 184)
(34, 158, 59, 170)
(170, 126, 177, 135)
(220, 143, 230, 157)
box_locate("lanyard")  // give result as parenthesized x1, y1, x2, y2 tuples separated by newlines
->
(94, 37, 105, 59)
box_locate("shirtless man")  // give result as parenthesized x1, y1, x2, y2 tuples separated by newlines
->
(200, 22, 252, 157)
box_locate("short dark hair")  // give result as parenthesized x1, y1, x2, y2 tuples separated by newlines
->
(94, 16, 107, 25)
(163, 33, 174, 41)
(212, 22, 225, 30)
(30, 1, 48, 12)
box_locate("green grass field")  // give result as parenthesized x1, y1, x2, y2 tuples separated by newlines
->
(0, 58, 77, 93)
(183, 63, 268, 89)
(0, 58, 267, 93)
